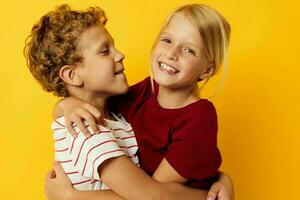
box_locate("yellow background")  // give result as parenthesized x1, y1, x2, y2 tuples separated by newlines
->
(0, 0, 299, 199)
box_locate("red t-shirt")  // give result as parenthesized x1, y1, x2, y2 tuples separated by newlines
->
(110, 77, 221, 189)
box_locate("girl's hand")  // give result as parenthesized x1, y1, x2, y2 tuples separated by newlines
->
(54, 97, 104, 137)
(45, 162, 74, 200)
(207, 172, 234, 200)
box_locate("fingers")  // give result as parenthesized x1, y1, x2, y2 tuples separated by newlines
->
(80, 109, 99, 133)
(53, 161, 72, 184)
(62, 101, 103, 137)
(73, 115, 91, 137)
(45, 170, 54, 181)
(207, 184, 219, 200)
(84, 103, 101, 119)
(207, 192, 217, 200)
(84, 103, 107, 126)
(207, 193, 217, 200)
(65, 118, 78, 137)
(53, 162, 65, 177)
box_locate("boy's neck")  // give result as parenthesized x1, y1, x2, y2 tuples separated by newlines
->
(70, 90, 109, 118)
(157, 84, 200, 109)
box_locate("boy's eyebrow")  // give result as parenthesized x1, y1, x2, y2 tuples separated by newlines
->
(96, 38, 115, 52)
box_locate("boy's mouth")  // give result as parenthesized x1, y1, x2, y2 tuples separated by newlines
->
(158, 62, 179, 74)
(114, 69, 124, 75)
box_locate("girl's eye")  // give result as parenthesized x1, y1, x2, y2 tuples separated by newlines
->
(161, 38, 171, 44)
(184, 48, 196, 55)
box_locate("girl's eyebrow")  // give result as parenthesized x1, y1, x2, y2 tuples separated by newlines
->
(160, 31, 172, 37)
(160, 32, 201, 51)
(185, 42, 201, 51)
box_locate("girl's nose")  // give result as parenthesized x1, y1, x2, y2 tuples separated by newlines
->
(164, 46, 178, 61)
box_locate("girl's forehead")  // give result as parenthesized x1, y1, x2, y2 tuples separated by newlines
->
(161, 13, 202, 48)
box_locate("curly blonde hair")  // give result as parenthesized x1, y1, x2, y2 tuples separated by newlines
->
(24, 4, 107, 97)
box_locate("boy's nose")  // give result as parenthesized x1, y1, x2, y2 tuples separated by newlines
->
(114, 49, 125, 62)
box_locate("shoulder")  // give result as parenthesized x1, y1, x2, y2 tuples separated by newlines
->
(169, 99, 218, 140)
(176, 99, 217, 127)
(128, 76, 151, 94)
(51, 117, 67, 130)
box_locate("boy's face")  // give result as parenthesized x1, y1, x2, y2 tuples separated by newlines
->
(150, 13, 211, 89)
(76, 24, 128, 97)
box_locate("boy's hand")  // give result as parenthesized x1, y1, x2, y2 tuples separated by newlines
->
(54, 97, 104, 137)
(207, 172, 234, 200)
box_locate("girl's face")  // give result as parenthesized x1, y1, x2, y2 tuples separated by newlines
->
(150, 13, 211, 89)
(76, 24, 128, 97)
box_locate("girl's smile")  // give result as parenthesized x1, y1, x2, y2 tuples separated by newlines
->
(151, 13, 211, 90)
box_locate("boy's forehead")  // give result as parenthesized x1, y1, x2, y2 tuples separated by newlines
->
(78, 24, 112, 49)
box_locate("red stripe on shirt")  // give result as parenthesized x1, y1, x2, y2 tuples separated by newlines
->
(127, 145, 138, 149)
(55, 137, 66, 141)
(94, 130, 112, 134)
(58, 160, 72, 163)
(73, 131, 113, 166)
(55, 120, 65, 128)
(121, 135, 136, 140)
(53, 127, 65, 131)
(70, 134, 78, 154)
(55, 148, 69, 152)
(72, 179, 92, 185)
(81, 140, 118, 175)
(90, 149, 123, 178)
(66, 171, 79, 175)
(119, 145, 138, 149)
(112, 128, 133, 133)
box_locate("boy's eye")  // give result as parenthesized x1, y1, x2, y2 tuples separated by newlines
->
(98, 48, 109, 55)
(184, 48, 196, 55)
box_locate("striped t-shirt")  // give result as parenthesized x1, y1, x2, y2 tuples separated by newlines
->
(51, 115, 139, 191)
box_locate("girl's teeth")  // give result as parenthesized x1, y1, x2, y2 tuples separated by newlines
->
(160, 63, 176, 73)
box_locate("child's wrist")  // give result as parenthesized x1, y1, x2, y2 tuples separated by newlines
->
(64, 188, 77, 200)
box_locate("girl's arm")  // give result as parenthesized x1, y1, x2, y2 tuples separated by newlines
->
(45, 163, 124, 200)
(51, 97, 233, 200)
(45, 159, 207, 200)
(153, 158, 234, 200)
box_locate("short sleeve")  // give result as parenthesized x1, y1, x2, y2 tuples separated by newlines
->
(165, 101, 221, 187)
(69, 125, 125, 180)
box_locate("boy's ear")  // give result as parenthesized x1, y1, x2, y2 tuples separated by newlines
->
(59, 65, 83, 86)
(200, 66, 214, 80)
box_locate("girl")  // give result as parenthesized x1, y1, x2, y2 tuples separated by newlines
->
(46, 3, 233, 200)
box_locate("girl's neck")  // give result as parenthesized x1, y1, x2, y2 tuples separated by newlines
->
(157, 84, 200, 109)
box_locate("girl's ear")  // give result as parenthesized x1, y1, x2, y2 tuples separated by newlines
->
(59, 65, 83, 86)
(200, 66, 214, 80)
